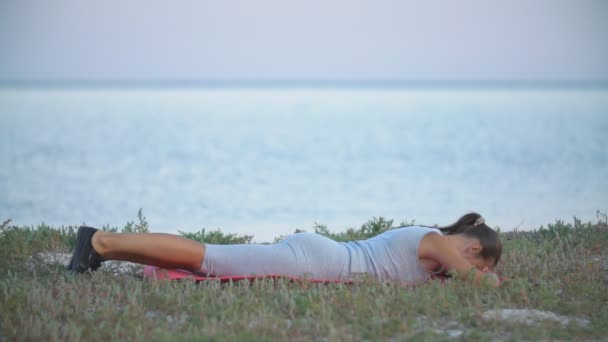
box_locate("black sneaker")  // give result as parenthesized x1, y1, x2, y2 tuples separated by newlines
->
(68, 226, 106, 273)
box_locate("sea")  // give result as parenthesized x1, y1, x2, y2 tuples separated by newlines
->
(1, 86, 607, 242)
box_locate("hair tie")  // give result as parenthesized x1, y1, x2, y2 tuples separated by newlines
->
(474, 217, 485, 226)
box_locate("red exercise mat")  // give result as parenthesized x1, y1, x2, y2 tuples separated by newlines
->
(143, 265, 450, 284)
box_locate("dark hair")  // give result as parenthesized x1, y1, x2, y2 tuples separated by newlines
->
(439, 213, 502, 266)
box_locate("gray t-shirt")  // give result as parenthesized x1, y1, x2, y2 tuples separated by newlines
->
(340, 226, 442, 282)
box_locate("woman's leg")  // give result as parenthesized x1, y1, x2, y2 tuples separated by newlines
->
(92, 231, 205, 272)
(201, 232, 347, 279)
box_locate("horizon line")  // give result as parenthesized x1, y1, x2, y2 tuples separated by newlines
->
(2, 79, 608, 90)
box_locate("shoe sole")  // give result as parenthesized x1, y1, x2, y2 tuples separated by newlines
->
(68, 226, 100, 273)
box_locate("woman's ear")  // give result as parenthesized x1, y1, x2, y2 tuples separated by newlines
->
(465, 241, 483, 257)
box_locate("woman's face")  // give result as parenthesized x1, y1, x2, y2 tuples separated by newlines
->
(462, 241, 496, 271)
(464, 253, 495, 272)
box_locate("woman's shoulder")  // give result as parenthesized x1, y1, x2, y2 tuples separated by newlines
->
(388, 225, 442, 235)
(374, 226, 442, 244)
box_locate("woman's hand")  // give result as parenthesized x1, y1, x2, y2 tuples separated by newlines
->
(481, 270, 500, 288)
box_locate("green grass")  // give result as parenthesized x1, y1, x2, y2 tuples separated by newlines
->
(1, 213, 607, 341)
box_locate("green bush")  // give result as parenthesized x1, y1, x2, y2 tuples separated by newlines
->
(313, 216, 415, 241)
(178, 228, 253, 245)
(121, 208, 150, 233)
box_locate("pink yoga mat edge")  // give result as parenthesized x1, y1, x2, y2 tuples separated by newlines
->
(142, 265, 453, 284)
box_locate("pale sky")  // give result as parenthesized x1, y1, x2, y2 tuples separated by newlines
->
(1, 0, 607, 82)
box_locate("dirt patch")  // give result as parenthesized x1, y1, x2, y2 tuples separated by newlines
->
(481, 309, 589, 327)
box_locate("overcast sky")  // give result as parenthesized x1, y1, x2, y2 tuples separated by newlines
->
(1, 0, 607, 82)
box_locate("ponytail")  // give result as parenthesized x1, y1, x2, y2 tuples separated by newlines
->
(439, 212, 484, 235)
(440, 212, 502, 266)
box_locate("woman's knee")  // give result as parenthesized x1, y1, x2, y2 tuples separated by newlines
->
(91, 230, 113, 256)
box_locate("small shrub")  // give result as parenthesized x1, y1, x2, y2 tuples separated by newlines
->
(179, 228, 253, 245)
(314, 216, 396, 241)
(273, 228, 307, 243)
(122, 208, 150, 233)
(597, 210, 607, 225)
(0, 218, 12, 234)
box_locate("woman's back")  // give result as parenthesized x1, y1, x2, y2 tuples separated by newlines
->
(340, 226, 441, 282)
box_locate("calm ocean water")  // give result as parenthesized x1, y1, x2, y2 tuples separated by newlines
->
(1, 87, 607, 241)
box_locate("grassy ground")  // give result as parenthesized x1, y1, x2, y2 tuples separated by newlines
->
(1, 213, 607, 341)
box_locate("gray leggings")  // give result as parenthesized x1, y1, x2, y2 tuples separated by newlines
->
(200, 232, 349, 279)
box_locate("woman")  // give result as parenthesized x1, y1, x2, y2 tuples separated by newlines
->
(68, 213, 502, 286)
